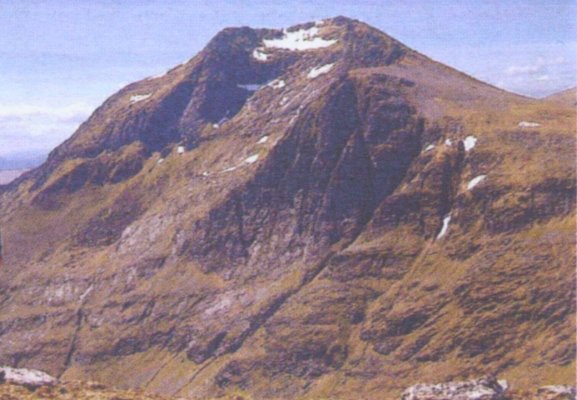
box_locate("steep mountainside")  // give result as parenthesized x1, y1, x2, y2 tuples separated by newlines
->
(0, 17, 574, 400)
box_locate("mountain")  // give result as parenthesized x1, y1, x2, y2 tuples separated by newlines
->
(0, 17, 574, 400)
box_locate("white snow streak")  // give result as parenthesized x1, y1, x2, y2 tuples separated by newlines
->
(79, 285, 93, 302)
(129, 94, 152, 104)
(444, 138, 453, 146)
(177, 146, 185, 154)
(267, 79, 286, 89)
(257, 136, 269, 144)
(424, 144, 435, 152)
(308, 63, 335, 79)
(463, 135, 477, 151)
(263, 26, 337, 51)
(252, 48, 269, 61)
(518, 121, 541, 128)
(436, 214, 451, 239)
(237, 84, 262, 92)
(244, 154, 259, 164)
(467, 175, 486, 190)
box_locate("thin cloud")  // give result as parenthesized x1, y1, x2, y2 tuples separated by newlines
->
(0, 102, 94, 157)
(505, 56, 567, 76)
(498, 54, 574, 97)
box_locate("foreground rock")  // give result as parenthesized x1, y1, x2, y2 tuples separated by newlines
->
(401, 376, 508, 400)
(0, 366, 56, 389)
(535, 385, 576, 400)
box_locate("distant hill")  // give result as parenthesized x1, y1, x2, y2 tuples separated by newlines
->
(544, 86, 576, 107)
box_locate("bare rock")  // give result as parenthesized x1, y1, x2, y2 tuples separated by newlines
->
(536, 385, 576, 400)
(401, 376, 508, 400)
(0, 366, 57, 389)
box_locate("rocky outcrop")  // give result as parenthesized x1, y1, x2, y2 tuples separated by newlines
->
(535, 386, 576, 400)
(0, 366, 56, 389)
(401, 379, 577, 400)
(401, 377, 508, 400)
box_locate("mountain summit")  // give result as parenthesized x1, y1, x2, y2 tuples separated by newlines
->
(0, 17, 574, 400)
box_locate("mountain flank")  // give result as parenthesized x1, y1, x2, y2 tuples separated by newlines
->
(0, 17, 574, 400)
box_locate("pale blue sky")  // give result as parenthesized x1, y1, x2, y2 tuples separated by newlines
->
(0, 0, 575, 160)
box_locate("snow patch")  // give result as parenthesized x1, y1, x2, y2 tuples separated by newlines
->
(436, 214, 451, 239)
(222, 166, 238, 173)
(252, 48, 269, 61)
(424, 144, 435, 152)
(244, 154, 259, 164)
(0, 367, 56, 387)
(177, 146, 185, 154)
(212, 123, 219, 128)
(467, 175, 487, 190)
(308, 63, 335, 79)
(257, 136, 269, 144)
(463, 135, 477, 151)
(518, 121, 541, 128)
(202, 171, 210, 177)
(444, 138, 453, 146)
(157, 158, 164, 164)
(263, 26, 337, 51)
(204, 295, 233, 316)
(267, 79, 286, 89)
(129, 93, 152, 104)
(79, 285, 93, 302)
(237, 84, 262, 92)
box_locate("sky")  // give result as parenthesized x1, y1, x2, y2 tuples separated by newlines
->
(0, 0, 575, 162)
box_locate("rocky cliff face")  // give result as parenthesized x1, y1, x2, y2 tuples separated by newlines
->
(0, 17, 574, 400)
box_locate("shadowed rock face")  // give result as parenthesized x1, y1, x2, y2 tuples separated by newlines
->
(0, 16, 575, 400)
